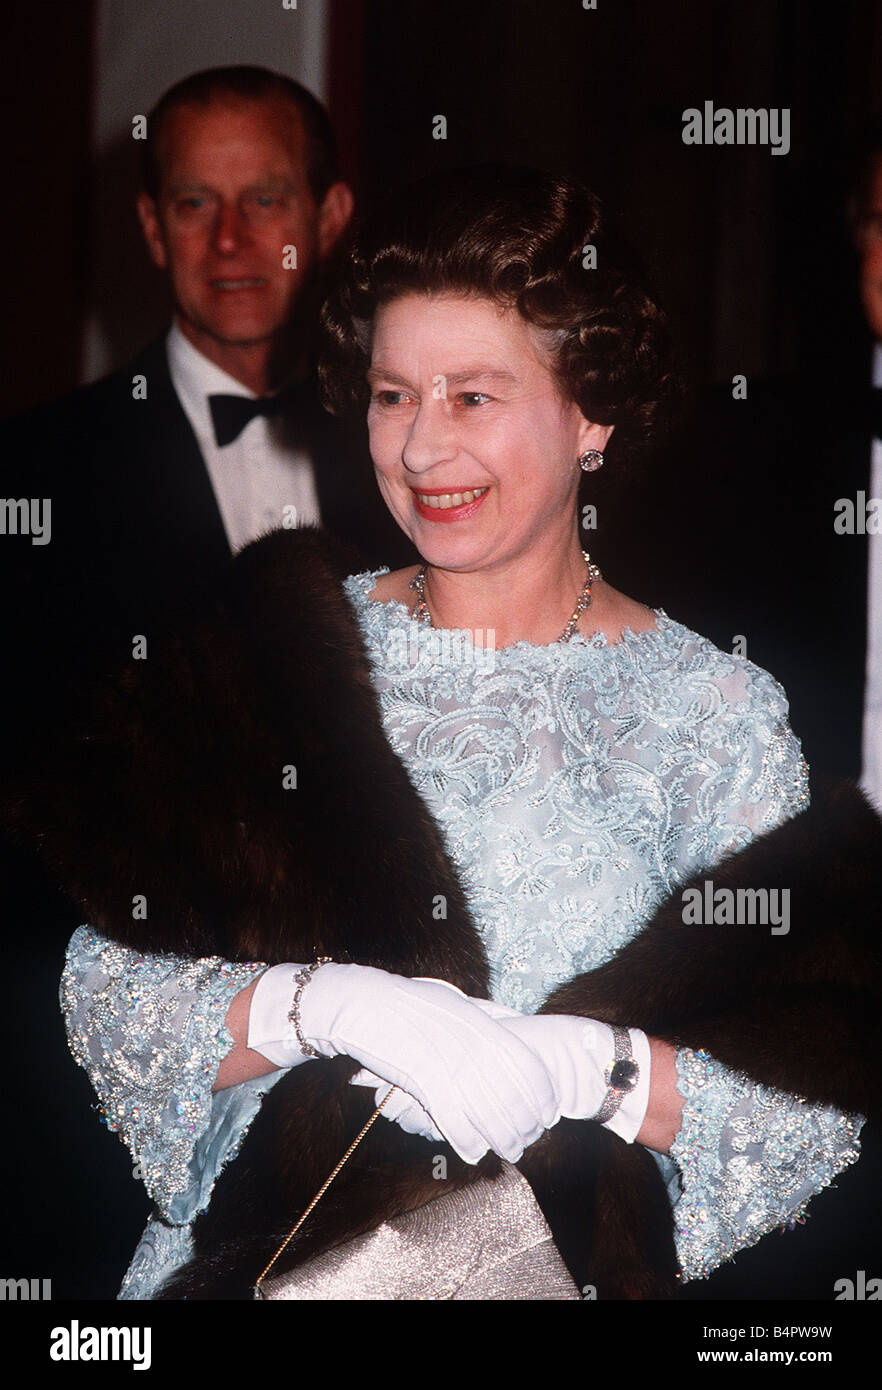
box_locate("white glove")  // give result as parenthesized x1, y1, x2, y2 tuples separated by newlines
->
(351, 987, 651, 1144)
(247, 963, 315, 1068)
(248, 962, 559, 1164)
(476, 1011, 652, 1143)
(348, 983, 522, 1143)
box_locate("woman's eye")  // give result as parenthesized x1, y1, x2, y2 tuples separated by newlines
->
(370, 389, 490, 408)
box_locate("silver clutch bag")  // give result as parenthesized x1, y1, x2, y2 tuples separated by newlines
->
(254, 1088, 581, 1301)
(257, 1160, 581, 1301)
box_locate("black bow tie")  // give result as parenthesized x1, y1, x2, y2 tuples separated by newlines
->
(208, 380, 316, 447)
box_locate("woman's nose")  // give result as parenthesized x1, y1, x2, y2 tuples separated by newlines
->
(401, 398, 458, 472)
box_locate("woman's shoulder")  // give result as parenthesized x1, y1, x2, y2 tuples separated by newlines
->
(655, 613, 809, 815)
(365, 566, 423, 605)
(341, 566, 423, 650)
(606, 612, 806, 811)
(649, 607, 793, 723)
(343, 565, 420, 603)
(578, 581, 788, 715)
(590, 584, 659, 644)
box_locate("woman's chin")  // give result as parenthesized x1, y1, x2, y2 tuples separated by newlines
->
(408, 531, 489, 572)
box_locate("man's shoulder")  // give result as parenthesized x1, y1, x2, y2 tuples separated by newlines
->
(0, 338, 186, 481)
(3, 338, 172, 436)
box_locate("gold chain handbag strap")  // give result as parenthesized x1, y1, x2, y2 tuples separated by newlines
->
(253, 1085, 400, 1298)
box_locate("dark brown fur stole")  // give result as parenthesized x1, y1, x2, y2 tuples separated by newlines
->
(5, 528, 882, 1299)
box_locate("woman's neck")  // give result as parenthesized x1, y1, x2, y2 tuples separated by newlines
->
(414, 541, 600, 649)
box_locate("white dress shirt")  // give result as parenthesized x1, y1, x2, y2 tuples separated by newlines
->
(165, 322, 321, 555)
(861, 342, 882, 813)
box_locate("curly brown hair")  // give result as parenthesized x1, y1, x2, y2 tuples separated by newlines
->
(319, 164, 682, 467)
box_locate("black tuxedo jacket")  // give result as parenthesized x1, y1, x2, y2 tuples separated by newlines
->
(0, 336, 415, 745)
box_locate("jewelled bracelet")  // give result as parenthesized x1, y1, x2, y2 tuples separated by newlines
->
(287, 957, 332, 1058)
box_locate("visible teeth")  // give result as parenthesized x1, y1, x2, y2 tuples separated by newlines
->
(416, 487, 488, 510)
(213, 278, 264, 289)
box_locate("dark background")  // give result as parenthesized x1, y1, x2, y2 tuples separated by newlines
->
(5, 0, 881, 419)
(2, 0, 881, 1306)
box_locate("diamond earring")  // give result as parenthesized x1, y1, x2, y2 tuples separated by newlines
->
(579, 450, 604, 472)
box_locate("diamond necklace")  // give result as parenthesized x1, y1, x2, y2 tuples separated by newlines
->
(408, 551, 603, 644)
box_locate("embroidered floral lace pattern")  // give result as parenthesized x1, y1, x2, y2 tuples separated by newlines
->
(344, 574, 811, 1016)
(60, 927, 267, 1221)
(671, 1050, 862, 1280)
(60, 568, 863, 1298)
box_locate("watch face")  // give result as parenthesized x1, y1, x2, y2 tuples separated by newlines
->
(609, 1059, 639, 1091)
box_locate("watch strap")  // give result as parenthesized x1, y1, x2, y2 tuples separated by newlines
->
(591, 1023, 640, 1125)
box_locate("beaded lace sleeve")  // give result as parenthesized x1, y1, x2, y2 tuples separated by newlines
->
(666, 676, 864, 1280)
(670, 1050, 863, 1280)
(60, 924, 267, 1222)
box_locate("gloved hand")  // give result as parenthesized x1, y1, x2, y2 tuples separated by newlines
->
(348, 986, 520, 1144)
(247, 962, 559, 1163)
(350, 982, 651, 1144)
(473, 1010, 652, 1143)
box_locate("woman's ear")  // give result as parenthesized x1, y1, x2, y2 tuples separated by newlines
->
(576, 416, 615, 458)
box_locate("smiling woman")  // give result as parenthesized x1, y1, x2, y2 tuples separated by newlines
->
(320, 165, 680, 647)
(48, 163, 872, 1302)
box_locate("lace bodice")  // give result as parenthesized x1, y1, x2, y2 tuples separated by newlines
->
(342, 572, 808, 1014)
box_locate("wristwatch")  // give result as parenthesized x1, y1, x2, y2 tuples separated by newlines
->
(591, 1024, 641, 1125)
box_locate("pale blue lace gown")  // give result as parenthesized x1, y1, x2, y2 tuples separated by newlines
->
(61, 571, 863, 1299)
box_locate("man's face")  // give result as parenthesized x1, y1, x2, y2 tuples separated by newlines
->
(858, 156, 882, 342)
(137, 96, 345, 360)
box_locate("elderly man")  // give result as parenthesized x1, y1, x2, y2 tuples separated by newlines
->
(1, 65, 412, 742)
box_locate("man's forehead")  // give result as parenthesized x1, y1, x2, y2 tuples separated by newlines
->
(156, 95, 307, 175)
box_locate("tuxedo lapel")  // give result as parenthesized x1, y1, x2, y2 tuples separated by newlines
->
(113, 339, 232, 583)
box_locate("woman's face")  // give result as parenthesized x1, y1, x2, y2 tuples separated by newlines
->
(366, 292, 612, 571)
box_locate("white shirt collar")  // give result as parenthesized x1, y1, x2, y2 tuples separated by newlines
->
(873, 340, 882, 388)
(166, 321, 258, 448)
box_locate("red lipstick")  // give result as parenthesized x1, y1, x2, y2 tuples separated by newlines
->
(411, 487, 490, 524)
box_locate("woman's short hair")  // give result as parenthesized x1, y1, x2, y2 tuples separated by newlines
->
(319, 164, 681, 465)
